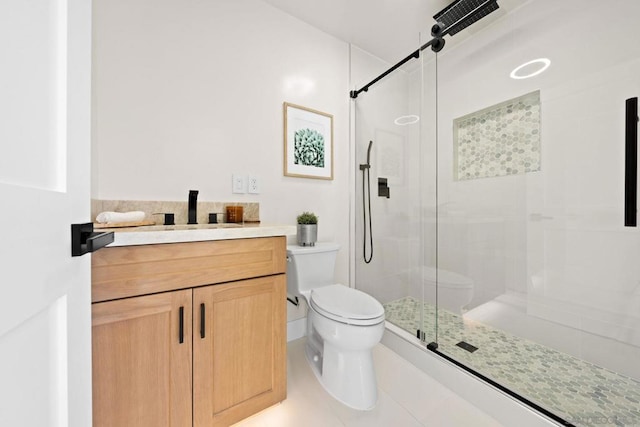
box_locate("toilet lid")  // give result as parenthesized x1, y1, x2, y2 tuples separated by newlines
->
(310, 284, 385, 326)
(286, 242, 341, 255)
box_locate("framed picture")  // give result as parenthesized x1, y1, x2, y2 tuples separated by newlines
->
(283, 102, 333, 180)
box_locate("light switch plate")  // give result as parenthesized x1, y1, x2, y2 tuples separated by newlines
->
(232, 174, 246, 193)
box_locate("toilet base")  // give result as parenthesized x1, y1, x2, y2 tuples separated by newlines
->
(304, 310, 383, 411)
(305, 339, 378, 410)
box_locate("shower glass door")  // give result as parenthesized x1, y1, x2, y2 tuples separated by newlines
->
(430, 0, 640, 424)
(351, 41, 436, 344)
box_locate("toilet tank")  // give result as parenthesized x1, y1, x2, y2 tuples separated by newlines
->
(286, 243, 340, 295)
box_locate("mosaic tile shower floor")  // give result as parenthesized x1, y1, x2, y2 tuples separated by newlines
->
(384, 297, 640, 427)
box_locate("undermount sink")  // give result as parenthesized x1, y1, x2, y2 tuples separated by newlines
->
(140, 223, 243, 232)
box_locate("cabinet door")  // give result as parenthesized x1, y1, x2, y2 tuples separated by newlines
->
(92, 289, 192, 427)
(193, 275, 286, 427)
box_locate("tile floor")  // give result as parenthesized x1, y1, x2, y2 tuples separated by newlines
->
(384, 297, 640, 427)
(233, 337, 502, 427)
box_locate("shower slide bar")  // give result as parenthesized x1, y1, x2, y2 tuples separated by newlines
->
(350, 0, 499, 99)
(625, 97, 638, 227)
(349, 48, 423, 99)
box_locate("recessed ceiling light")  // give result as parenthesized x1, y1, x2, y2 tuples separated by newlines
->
(510, 58, 551, 80)
(394, 115, 420, 125)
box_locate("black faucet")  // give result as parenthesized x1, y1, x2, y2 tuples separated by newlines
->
(188, 190, 199, 224)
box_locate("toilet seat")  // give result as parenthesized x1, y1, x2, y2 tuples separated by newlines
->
(310, 284, 385, 326)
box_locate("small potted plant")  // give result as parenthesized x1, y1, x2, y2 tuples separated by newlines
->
(296, 211, 318, 246)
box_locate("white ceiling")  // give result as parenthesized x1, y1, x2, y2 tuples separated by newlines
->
(262, 0, 524, 65)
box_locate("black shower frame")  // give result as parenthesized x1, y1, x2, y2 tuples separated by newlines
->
(349, 0, 496, 99)
(350, 36, 440, 99)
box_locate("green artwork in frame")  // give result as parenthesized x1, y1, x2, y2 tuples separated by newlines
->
(284, 102, 333, 180)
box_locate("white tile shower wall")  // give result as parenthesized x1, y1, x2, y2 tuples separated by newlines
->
(91, 0, 351, 325)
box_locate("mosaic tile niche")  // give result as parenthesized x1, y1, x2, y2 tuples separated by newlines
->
(453, 90, 541, 180)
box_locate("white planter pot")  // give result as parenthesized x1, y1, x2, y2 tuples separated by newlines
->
(297, 224, 317, 246)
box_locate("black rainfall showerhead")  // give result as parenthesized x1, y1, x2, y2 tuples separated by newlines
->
(432, 0, 499, 37)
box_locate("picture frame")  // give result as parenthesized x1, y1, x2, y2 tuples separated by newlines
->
(283, 102, 333, 180)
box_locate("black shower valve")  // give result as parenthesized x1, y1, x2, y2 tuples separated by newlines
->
(378, 177, 390, 199)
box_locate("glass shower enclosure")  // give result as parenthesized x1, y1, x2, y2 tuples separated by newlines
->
(352, 1, 640, 425)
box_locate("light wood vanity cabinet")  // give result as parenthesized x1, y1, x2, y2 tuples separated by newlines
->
(92, 289, 193, 427)
(92, 237, 287, 427)
(193, 276, 286, 426)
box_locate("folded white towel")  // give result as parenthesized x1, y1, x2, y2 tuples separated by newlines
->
(96, 211, 146, 224)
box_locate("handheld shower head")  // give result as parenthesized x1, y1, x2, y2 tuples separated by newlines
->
(360, 141, 373, 170)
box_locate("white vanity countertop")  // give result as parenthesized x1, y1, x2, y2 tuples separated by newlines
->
(105, 223, 297, 247)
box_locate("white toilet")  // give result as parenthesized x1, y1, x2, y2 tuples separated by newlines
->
(421, 266, 474, 313)
(286, 243, 385, 410)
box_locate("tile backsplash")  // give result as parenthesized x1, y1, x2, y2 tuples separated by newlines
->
(92, 199, 260, 225)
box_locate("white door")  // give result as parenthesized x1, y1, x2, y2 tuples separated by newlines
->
(0, 1, 92, 426)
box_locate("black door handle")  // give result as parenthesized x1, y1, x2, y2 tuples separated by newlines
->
(71, 223, 114, 256)
(179, 306, 184, 344)
(178, 306, 184, 344)
(625, 97, 638, 227)
(200, 303, 206, 339)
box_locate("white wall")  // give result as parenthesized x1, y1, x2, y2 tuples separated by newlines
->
(91, 0, 352, 323)
(92, 0, 350, 318)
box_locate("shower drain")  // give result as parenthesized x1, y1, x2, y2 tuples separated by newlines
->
(456, 341, 478, 353)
